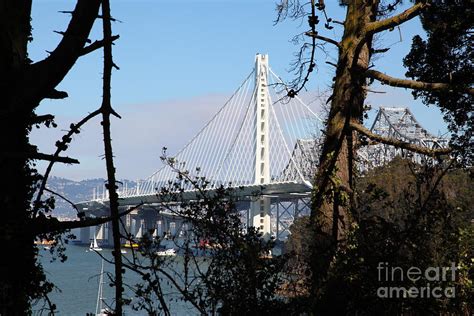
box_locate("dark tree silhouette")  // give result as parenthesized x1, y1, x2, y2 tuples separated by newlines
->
(0, 1, 124, 313)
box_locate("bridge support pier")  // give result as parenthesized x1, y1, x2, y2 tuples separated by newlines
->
(250, 54, 272, 240)
(80, 226, 90, 244)
(155, 220, 163, 237)
(250, 197, 271, 240)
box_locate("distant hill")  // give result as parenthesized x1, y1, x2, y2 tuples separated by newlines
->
(45, 177, 137, 219)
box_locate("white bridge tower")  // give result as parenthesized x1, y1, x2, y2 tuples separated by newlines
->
(250, 54, 271, 239)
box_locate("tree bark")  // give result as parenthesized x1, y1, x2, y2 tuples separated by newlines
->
(309, 0, 376, 302)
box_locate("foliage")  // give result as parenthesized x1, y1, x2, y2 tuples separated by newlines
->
(403, 0, 474, 163)
(121, 158, 295, 315)
(287, 158, 474, 315)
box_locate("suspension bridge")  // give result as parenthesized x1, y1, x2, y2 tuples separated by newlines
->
(75, 54, 448, 244)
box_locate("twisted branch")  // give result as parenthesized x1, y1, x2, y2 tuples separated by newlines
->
(366, 2, 429, 34)
(80, 35, 120, 56)
(27, 0, 102, 105)
(305, 31, 340, 48)
(366, 69, 474, 95)
(350, 122, 452, 156)
(34, 109, 101, 217)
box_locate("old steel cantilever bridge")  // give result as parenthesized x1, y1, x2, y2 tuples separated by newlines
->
(75, 54, 448, 245)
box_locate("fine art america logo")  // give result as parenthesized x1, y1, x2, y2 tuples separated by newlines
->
(377, 262, 457, 298)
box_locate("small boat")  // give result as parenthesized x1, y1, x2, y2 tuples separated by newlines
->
(120, 249, 127, 254)
(90, 234, 103, 252)
(157, 248, 177, 257)
(35, 239, 55, 246)
(259, 250, 273, 259)
(196, 239, 222, 250)
(123, 241, 139, 249)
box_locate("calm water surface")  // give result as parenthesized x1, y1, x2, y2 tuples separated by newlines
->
(36, 241, 197, 315)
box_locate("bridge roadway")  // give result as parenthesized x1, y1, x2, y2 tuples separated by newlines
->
(77, 180, 311, 212)
(75, 181, 312, 244)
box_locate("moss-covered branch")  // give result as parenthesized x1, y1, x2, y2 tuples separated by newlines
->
(366, 69, 474, 95)
(350, 122, 452, 156)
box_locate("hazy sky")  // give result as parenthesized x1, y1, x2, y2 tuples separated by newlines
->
(29, 1, 448, 180)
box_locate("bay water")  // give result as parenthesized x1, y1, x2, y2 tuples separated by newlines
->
(36, 241, 197, 315)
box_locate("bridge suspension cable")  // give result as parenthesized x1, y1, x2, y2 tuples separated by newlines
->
(128, 57, 324, 197)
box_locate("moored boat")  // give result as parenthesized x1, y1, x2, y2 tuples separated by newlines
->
(89, 234, 103, 252)
(157, 248, 177, 256)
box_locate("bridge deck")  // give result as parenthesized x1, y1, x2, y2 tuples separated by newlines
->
(76, 181, 312, 213)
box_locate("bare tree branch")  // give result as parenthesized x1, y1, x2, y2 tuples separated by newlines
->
(31, 204, 143, 235)
(305, 31, 340, 48)
(27, 0, 101, 105)
(366, 69, 474, 95)
(43, 188, 79, 212)
(2, 152, 79, 164)
(34, 153, 79, 164)
(287, 0, 318, 97)
(100, 0, 124, 313)
(31, 114, 55, 125)
(34, 109, 101, 217)
(80, 35, 120, 56)
(44, 89, 68, 99)
(372, 48, 390, 54)
(366, 2, 429, 34)
(350, 122, 452, 156)
(363, 86, 386, 94)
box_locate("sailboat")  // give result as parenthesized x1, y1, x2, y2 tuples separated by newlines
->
(135, 222, 143, 240)
(90, 233, 103, 252)
(95, 259, 110, 315)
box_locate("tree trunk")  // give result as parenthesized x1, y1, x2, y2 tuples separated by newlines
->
(0, 1, 101, 312)
(0, 1, 39, 313)
(309, 0, 376, 301)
